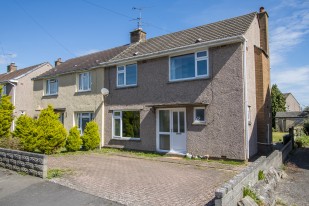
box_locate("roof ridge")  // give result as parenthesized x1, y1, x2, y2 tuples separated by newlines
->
(145, 12, 257, 42)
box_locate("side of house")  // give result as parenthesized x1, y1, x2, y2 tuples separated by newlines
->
(0, 62, 53, 129)
(283, 93, 301, 112)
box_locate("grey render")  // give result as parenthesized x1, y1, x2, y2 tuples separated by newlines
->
(33, 10, 271, 160)
(283, 93, 302, 112)
(0, 62, 52, 128)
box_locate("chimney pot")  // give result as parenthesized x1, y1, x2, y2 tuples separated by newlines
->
(259, 7, 265, 13)
(7, 62, 17, 73)
(130, 29, 146, 44)
(55, 58, 63, 67)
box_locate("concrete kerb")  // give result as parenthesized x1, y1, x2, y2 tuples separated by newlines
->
(214, 140, 293, 206)
(0, 148, 47, 178)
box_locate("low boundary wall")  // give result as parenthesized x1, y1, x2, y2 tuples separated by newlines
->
(0, 148, 47, 178)
(214, 141, 292, 206)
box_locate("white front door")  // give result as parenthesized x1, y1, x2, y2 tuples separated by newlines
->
(157, 108, 187, 154)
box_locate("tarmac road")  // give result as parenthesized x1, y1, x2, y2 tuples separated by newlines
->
(0, 168, 122, 206)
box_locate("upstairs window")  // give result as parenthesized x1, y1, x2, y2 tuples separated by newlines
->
(78, 72, 91, 91)
(46, 79, 58, 95)
(170, 50, 208, 81)
(117, 64, 137, 87)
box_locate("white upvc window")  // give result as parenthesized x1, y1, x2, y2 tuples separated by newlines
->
(112, 110, 140, 140)
(193, 107, 206, 124)
(170, 50, 209, 81)
(46, 79, 58, 95)
(78, 72, 91, 91)
(117, 64, 137, 87)
(76, 112, 94, 134)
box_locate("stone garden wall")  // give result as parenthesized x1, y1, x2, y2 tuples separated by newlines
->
(0, 148, 47, 178)
(214, 140, 293, 206)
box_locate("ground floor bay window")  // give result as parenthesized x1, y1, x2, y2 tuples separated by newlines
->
(112, 111, 140, 140)
(76, 112, 94, 134)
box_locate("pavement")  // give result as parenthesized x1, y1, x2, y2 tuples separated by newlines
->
(48, 153, 242, 206)
(275, 147, 309, 206)
(0, 167, 122, 206)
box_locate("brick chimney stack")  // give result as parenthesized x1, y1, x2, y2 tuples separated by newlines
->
(255, 7, 272, 155)
(130, 29, 146, 44)
(258, 6, 269, 55)
(7, 63, 17, 73)
(55, 58, 62, 67)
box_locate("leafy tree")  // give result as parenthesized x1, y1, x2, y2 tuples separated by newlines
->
(36, 105, 67, 154)
(81, 121, 100, 150)
(122, 111, 140, 138)
(271, 84, 286, 128)
(66, 126, 82, 152)
(13, 115, 37, 152)
(0, 85, 14, 138)
(303, 106, 309, 112)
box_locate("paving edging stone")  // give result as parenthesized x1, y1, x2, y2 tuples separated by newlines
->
(0, 148, 47, 178)
(214, 140, 292, 206)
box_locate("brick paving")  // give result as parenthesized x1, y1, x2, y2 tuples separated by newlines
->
(48, 154, 242, 206)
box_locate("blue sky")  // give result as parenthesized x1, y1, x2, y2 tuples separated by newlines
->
(0, 0, 308, 107)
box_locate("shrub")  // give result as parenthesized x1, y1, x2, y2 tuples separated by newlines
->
(258, 170, 265, 180)
(0, 137, 21, 150)
(0, 87, 14, 138)
(66, 126, 82, 152)
(81, 121, 100, 151)
(13, 115, 37, 152)
(303, 120, 309, 136)
(295, 136, 309, 148)
(36, 105, 67, 154)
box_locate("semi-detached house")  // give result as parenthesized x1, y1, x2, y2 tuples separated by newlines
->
(33, 7, 272, 160)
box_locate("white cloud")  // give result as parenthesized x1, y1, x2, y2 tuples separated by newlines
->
(0, 53, 17, 65)
(272, 65, 309, 106)
(270, 1, 309, 66)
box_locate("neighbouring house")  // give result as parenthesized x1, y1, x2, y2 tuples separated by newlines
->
(33, 7, 272, 160)
(275, 111, 308, 132)
(0, 62, 52, 129)
(283, 93, 301, 112)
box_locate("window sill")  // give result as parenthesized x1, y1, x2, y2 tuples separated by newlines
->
(115, 85, 138, 90)
(43, 94, 58, 98)
(192, 121, 206, 125)
(75, 90, 91, 94)
(168, 76, 210, 84)
(112, 137, 141, 141)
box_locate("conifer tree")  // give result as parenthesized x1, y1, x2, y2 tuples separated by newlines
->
(36, 105, 67, 154)
(271, 84, 286, 128)
(81, 121, 100, 151)
(66, 126, 82, 152)
(0, 86, 14, 138)
(13, 115, 37, 152)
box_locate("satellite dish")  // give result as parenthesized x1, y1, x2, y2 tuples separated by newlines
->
(101, 88, 109, 96)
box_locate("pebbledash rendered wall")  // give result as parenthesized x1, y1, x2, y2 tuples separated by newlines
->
(214, 140, 293, 206)
(0, 148, 47, 178)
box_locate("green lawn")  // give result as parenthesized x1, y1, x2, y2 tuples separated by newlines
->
(272, 132, 288, 143)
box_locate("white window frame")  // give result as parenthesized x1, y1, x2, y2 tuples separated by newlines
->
(78, 72, 91, 92)
(116, 64, 137, 87)
(45, 79, 58, 95)
(112, 110, 140, 140)
(76, 112, 94, 134)
(193, 107, 206, 124)
(169, 50, 209, 82)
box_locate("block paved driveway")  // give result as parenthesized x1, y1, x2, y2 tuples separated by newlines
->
(48, 154, 243, 206)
